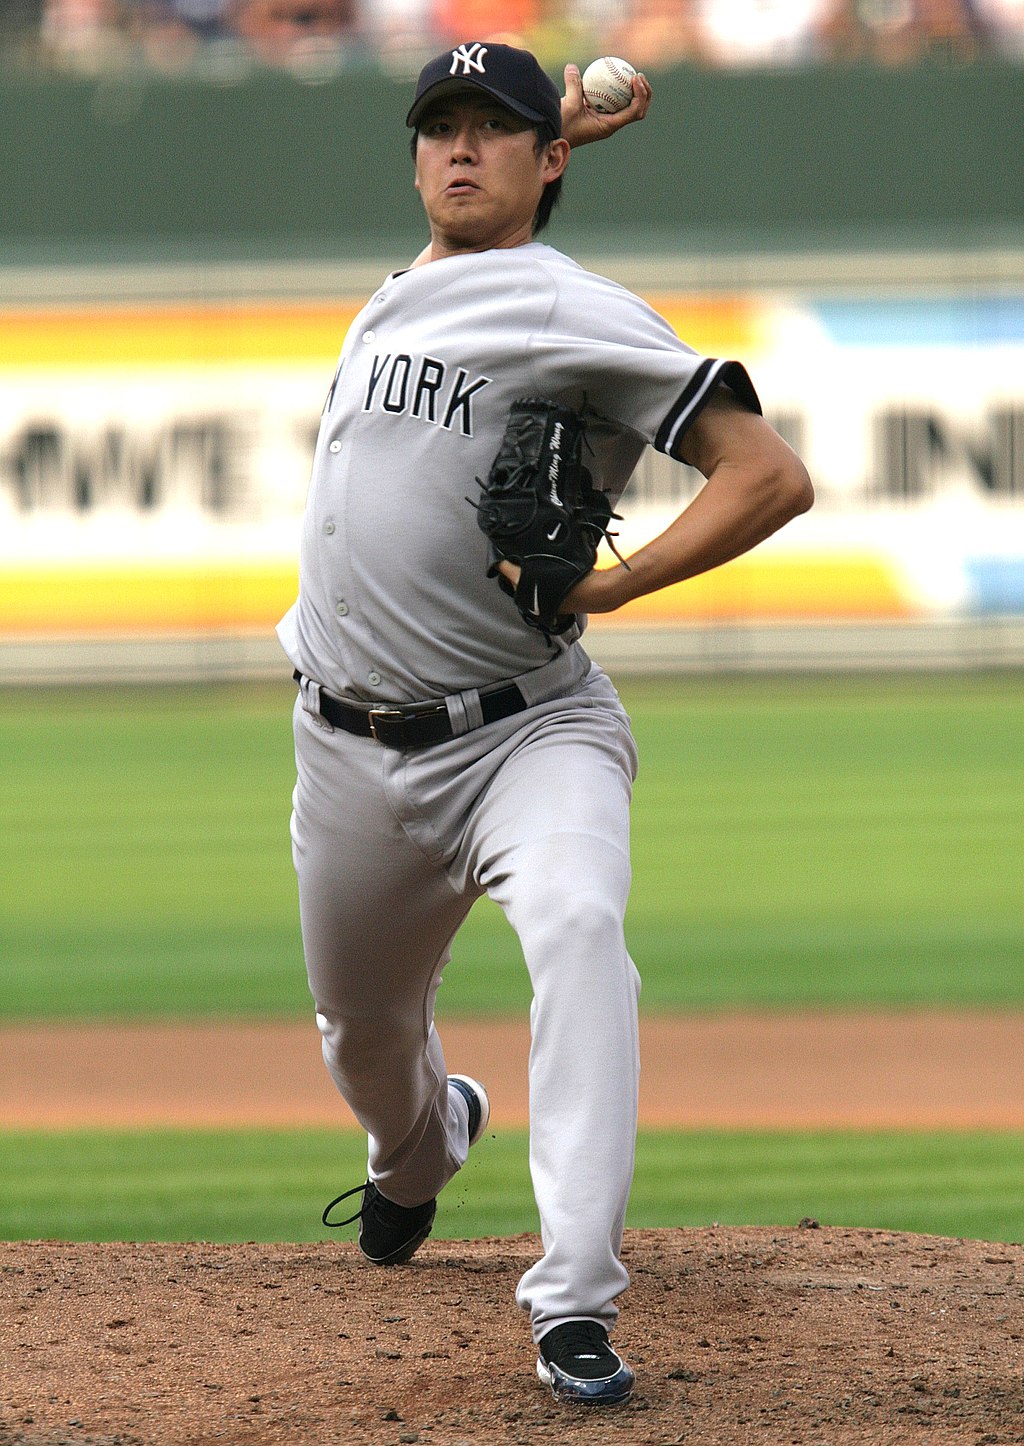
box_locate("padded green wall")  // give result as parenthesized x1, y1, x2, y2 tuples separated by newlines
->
(3, 59, 1023, 263)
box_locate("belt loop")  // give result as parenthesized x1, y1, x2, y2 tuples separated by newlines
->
(298, 674, 321, 716)
(513, 641, 590, 707)
(445, 688, 483, 737)
(296, 672, 334, 732)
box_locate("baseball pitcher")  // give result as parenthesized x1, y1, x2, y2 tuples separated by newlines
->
(278, 41, 813, 1406)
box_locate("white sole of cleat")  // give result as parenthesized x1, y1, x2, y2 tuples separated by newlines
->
(536, 1355, 635, 1405)
(449, 1074, 491, 1146)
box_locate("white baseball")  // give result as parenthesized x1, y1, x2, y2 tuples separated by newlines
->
(581, 56, 637, 115)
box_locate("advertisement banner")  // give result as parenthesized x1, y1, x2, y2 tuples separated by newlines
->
(2, 288, 1023, 637)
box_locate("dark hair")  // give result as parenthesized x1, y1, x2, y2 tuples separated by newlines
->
(410, 121, 564, 236)
(532, 121, 563, 235)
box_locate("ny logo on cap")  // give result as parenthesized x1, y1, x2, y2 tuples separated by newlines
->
(450, 42, 487, 76)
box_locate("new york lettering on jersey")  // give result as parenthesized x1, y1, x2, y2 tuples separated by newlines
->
(362, 352, 493, 436)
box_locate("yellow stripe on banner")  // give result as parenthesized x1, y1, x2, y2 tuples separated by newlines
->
(645, 296, 773, 359)
(0, 295, 770, 370)
(0, 303, 362, 369)
(0, 562, 299, 635)
(598, 554, 914, 623)
(0, 553, 911, 637)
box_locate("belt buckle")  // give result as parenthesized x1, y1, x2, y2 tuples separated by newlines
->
(367, 706, 407, 744)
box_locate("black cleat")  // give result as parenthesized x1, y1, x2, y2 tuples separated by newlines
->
(322, 1180, 436, 1266)
(536, 1320, 635, 1405)
(321, 1074, 489, 1265)
(356, 1184, 437, 1265)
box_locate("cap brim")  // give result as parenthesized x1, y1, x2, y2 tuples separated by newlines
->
(406, 77, 550, 129)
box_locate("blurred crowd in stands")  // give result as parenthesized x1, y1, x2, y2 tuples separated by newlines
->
(2, 0, 1023, 76)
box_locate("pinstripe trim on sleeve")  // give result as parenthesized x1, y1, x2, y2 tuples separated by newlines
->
(654, 359, 762, 460)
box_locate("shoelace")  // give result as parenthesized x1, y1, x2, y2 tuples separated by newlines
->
(545, 1321, 612, 1363)
(321, 1181, 371, 1229)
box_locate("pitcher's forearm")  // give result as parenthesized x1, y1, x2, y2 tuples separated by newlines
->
(564, 452, 813, 614)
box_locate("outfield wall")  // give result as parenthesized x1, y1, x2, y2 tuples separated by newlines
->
(4, 55, 1024, 673)
(3, 61, 1024, 262)
(3, 266, 1023, 664)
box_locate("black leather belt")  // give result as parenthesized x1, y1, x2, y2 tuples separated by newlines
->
(295, 671, 528, 748)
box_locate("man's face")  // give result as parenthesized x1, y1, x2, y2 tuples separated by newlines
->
(414, 93, 566, 254)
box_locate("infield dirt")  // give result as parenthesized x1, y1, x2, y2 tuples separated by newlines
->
(3, 1229, 1024, 1446)
(5, 1011, 1024, 1129)
(4, 1014, 1024, 1444)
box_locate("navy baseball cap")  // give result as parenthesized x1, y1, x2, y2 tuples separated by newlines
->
(406, 41, 562, 135)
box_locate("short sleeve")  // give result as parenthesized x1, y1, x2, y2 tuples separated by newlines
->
(528, 266, 761, 465)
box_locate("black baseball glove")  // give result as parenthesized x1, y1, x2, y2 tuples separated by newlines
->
(471, 399, 624, 637)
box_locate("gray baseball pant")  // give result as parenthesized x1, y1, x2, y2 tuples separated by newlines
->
(289, 660, 641, 1342)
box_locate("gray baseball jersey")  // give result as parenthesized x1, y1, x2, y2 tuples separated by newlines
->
(277, 241, 759, 702)
(283, 240, 763, 1342)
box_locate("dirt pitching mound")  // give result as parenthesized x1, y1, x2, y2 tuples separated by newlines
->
(3, 1227, 1023, 1446)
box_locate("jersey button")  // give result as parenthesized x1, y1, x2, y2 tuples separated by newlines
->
(335, 601, 349, 617)
(323, 520, 335, 535)
(329, 440, 341, 453)
(362, 330, 375, 344)
(367, 671, 382, 687)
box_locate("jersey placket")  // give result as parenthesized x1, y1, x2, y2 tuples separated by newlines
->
(310, 311, 380, 694)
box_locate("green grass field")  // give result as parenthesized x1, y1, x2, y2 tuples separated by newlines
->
(3, 671, 1022, 1245)
(2, 1127, 1023, 1244)
(1, 672, 1021, 1016)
